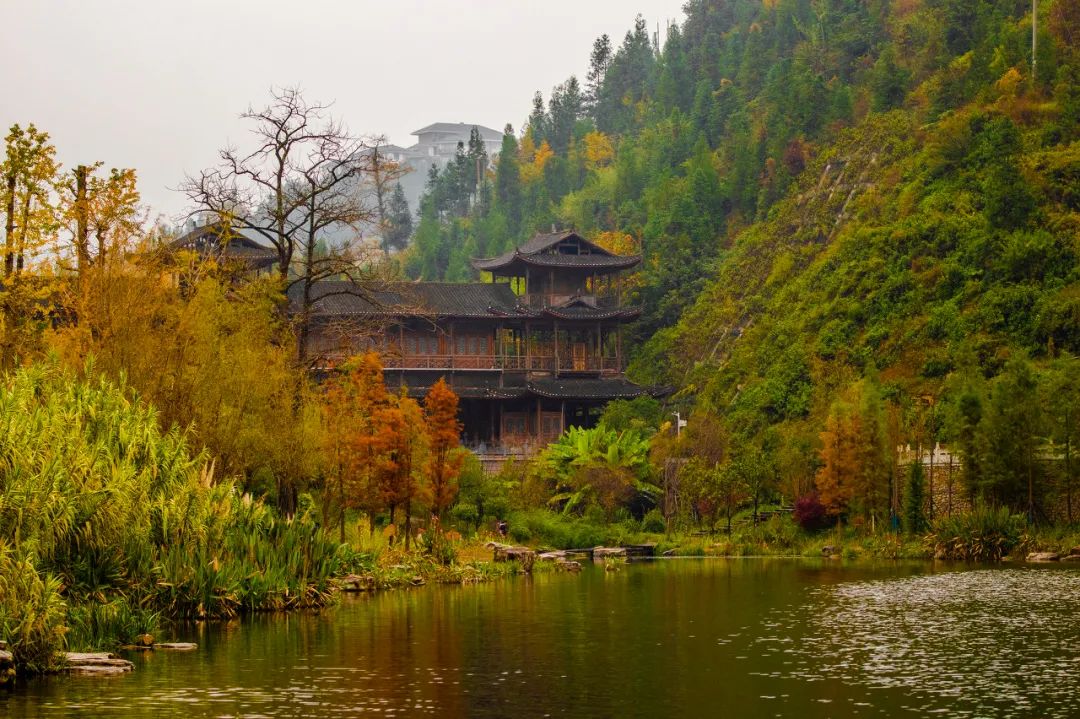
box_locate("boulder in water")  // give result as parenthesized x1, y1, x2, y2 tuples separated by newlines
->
(1026, 552, 1060, 562)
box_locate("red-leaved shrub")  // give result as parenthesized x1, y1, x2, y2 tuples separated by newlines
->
(794, 493, 828, 532)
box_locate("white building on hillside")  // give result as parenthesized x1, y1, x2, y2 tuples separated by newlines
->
(384, 122, 504, 214)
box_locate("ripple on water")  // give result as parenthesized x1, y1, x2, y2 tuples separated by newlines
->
(759, 567, 1080, 718)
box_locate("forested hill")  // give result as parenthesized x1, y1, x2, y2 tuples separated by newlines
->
(405, 0, 1080, 500)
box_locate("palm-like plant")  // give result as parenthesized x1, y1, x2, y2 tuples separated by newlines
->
(538, 425, 658, 517)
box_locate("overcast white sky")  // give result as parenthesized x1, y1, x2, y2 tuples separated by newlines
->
(2, 0, 687, 221)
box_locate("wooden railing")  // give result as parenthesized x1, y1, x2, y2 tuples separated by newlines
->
(380, 354, 624, 373)
(381, 354, 500, 370)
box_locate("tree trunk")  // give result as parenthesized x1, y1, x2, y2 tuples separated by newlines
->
(1066, 409, 1072, 523)
(339, 471, 346, 543)
(277, 476, 297, 518)
(1028, 445, 1035, 525)
(15, 193, 31, 275)
(74, 166, 89, 275)
(3, 172, 14, 277)
(404, 499, 412, 551)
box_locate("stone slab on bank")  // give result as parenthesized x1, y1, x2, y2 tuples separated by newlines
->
(64, 653, 134, 674)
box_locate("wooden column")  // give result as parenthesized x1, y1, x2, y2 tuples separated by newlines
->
(525, 320, 531, 371)
(597, 321, 602, 370)
(536, 397, 542, 444)
(560, 400, 566, 434)
(617, 325, 623, 371)
(490, 401, 497, 444)
(497, 322, 504, 380)
(554, 320, 560, 377)
(449, 321, 455, 370)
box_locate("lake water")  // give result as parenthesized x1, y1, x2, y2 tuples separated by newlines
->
(5, 558, 1080, 718)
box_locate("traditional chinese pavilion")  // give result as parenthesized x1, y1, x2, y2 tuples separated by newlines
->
(298, 231, 664, 464)
(169, 220, 278, 273)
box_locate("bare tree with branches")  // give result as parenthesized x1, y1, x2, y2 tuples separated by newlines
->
(183, 87, 402, 514)
(182, 86, 395, 369)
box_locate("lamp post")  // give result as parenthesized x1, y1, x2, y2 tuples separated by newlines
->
(673, 411, 687, 437)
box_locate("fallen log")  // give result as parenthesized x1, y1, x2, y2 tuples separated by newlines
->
(155, 643, 198, 651)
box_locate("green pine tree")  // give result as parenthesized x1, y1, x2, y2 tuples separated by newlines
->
(903, 462, 928, 534)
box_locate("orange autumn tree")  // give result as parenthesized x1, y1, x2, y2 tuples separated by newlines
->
(423, 378, 463, 521)
(322, 351, 390, 540)
(815, 379, 894, 526)
(374, 391, 427, 549)
(815, 408, 862, 519)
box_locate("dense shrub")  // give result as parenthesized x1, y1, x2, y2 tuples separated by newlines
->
(506, 510, 626, 549)
(746, 516, 802, 550)
(929, 506, 1026, 561)
(793, 494, 828, 531)
(641, 509, 666, 533)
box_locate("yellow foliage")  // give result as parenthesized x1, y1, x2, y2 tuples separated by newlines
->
(518, 133, 536, 162)
(591, 231, 645, 294)
(592, 231, 637, 256)
(994, 67, 1023, 99)
(583, 131, 615, 170)
(520, 140, 554, 185)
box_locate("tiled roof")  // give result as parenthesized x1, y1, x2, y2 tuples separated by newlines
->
(526, 377, 666, 400)
(516, 254, 641, 269)
(472, 231, 641, 273)
(169, 222, 277, 267)
(412, 122, 503, 139)
(396, 383, 526, 400)
(541, 305, 641, 321)
(519, 231, 579, 254)
(293, 281, 521, 319)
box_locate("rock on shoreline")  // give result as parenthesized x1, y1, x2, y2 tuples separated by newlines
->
(64, 653, 134, 675)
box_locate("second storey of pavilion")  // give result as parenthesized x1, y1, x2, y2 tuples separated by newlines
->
(296, 230, 643, 377)
(297, 279, 640, 376)
(471, 230, 640, 311)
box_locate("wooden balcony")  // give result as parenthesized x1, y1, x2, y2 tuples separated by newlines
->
(379, 353, 624, 373)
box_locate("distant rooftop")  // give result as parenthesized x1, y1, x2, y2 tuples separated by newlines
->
(411, 122, 503, 139)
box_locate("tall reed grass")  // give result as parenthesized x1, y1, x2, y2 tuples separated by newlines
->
(928, 506, 1026, 561)
(0, 363, 351, 673)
